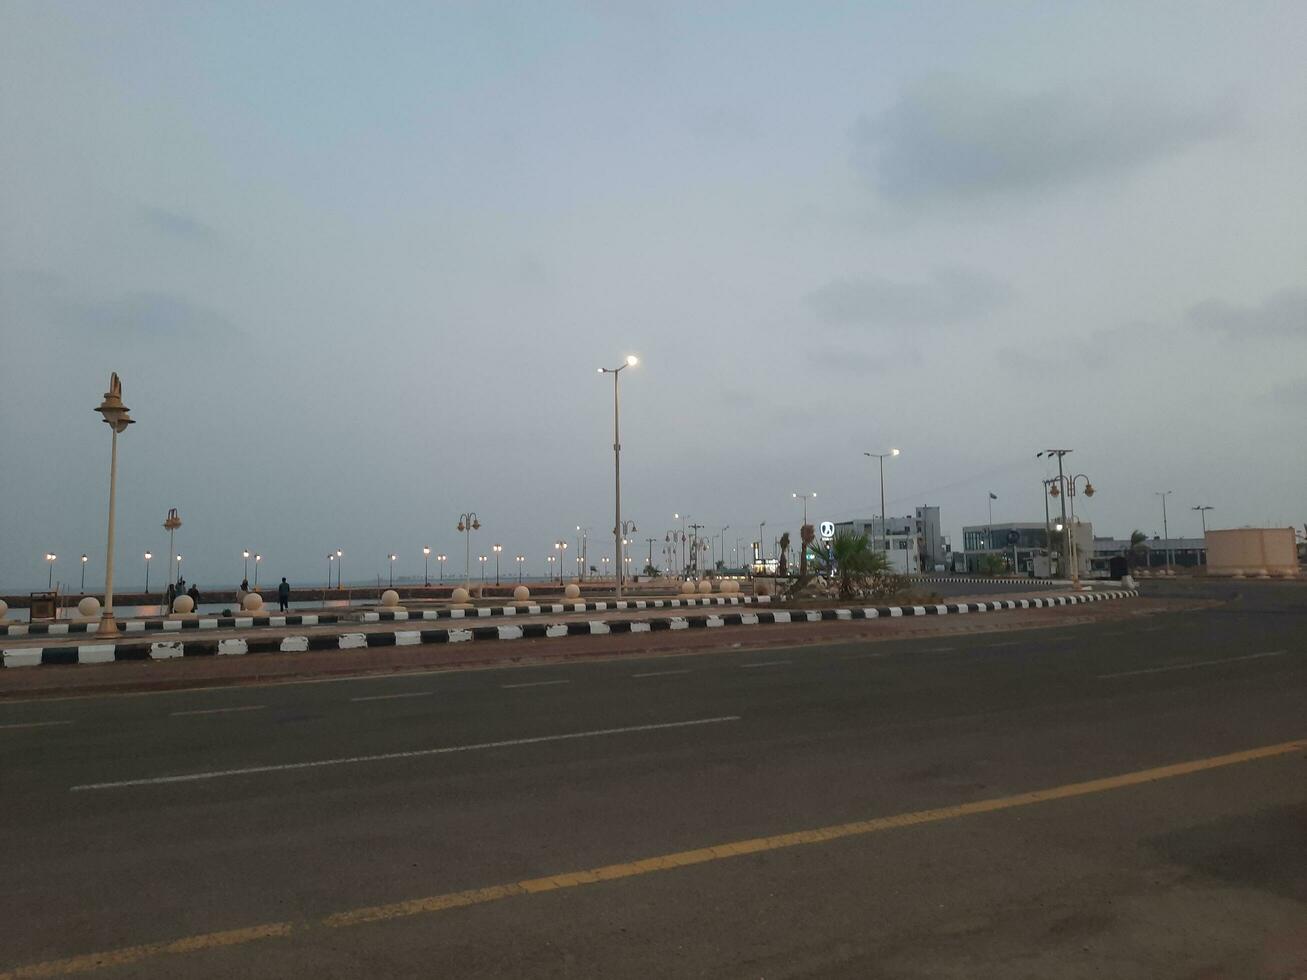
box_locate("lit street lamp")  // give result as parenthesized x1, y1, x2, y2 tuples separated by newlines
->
(492, 544, 503, 585)
(254, 553, 261, 588)
(243, 549, 250, 582)
(547, 555, 556, 578)
(598, 354, 638, 597)
(423, 546, 431, 587)
(478, 554, 488, 584)
(335, 549, 342, 589)
(436, 553, 447, 584)
(80, 553, 88, 592)
(45, 553, 57, 590)
(328, 552, 335, 588)
(163, 508, 182, 590)
(95, 372, 135, 635)
(553, 540, 569, 584)
(388, 553, 398, 587)
(456, 513, 481, 587)
(515, 554, 525, 582)
(144, 551, 152, 593)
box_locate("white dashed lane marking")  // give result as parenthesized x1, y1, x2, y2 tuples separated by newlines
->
(170, 705, 267, 717)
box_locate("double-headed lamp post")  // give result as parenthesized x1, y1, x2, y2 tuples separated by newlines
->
(1048, 475, 1095, 589)
(1192, 505, 1213, 535)
(553, 540, 569, 584)
(599, 354, 638, 598)
(478, 555, 488, 584)
(95, 372, 134, 635)
(254, 553, 261, 588)
(493, 544, 503, 585)
(456, 513, 481, 588)
(436, 553, 447, 584)
(863, 449, 899, 553)
(515, 554, 525, 583)
(45, 553, 57, 590)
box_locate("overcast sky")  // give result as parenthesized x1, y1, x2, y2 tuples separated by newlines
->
(2, 1, 1305, 592)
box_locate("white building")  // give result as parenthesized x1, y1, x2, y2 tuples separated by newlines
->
(835, 506, 948, 574)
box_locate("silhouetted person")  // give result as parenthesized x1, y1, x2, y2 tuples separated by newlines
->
(277, 577, 290, 612)
(187, 583, 200, 610)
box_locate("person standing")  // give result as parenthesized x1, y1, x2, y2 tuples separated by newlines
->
(277, 577, 291, 613)
(236, 579, 249, 609)
(187, 582, 200, 610)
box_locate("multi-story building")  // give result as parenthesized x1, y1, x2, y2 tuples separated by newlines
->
(961, 521, 1094, 576)
(835, 506, 948, 574)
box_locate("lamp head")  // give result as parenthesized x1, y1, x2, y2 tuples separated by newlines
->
(95, 372, 134, 432)
(1084, 482, 1095, 497)
(144, 551, 152, 560)
(625, 354, 639, 367)
(891, 448, 900, 456)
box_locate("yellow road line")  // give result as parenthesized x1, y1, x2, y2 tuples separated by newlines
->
(5, 738, 1304, 979)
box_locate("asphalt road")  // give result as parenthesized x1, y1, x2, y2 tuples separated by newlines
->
(1, 579, 1303, 978)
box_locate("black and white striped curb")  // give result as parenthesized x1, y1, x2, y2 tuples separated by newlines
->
(2, 590, 1135, 667)
(906, 576, 1048, 585)
(361, 594, 773, 622)
(0, 595, 773, 637)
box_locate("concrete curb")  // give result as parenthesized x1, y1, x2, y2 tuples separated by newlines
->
(359, 594, 773, 623)
(2, 591, 1137, 668)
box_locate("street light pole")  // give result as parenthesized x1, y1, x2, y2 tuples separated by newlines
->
(437, 554, 447, 584)
(144, 551, 152, 594)
(80, 554, 88, 592)
(423, 546, 430, 587)
(478, 555, 487, 584)
(163, 508, 182, 591)
(599, 355, 638, 598)
(254, 554, 261, 589)
(1157, 491, 1173, 568)
(493, 544, 502, 586)
(1192, 505, 1213, 534)
(388, 553, 397, 588)
(46, 553, 56, 590)
(243, 549, 250, 582)
(863, 450, 899, 553)
(515, 554, 525, 583)
(457, 513, 481, 588)
(95, 373, 134, 636)
(335, 549, 342, 589)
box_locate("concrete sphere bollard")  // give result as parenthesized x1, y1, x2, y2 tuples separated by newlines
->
(0, 599, 8, 620)
(77, 596, 101, 618)
(380, 589, 400, 607)
(697, 579, 714, 594)
(450, 587, 470, 604)
(513, 585, 530, 602)
(173, 595, 195, 614)
(242, 592, 264, 612)
(725, 580, 740, 594)
(564, 583, 581, 600)
(753, 579, 772, 597)
(679, 580, 696, 595)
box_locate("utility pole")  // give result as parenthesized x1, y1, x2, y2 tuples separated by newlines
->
(646, 536, 655, 572)
(1157, 491, 1173, 568)
(688, 522, 705, 577)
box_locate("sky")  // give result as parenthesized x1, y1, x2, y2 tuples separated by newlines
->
(2, 1, 1305, 591)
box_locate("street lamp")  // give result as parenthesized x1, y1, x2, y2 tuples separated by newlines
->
(792, 492, 816, 576)
(423, 546, 431, 587)
(515, 554, 525, 583)
(1156, 490, 1173, 568)
(95, 372, 134, 635)
(144, 551, 152, 594)
(254, 553, 261, 588)
(791, 492, 817, 526)
(45, 553, 57, 590)
(328, 552, 335, 588)
(478, 554, 488, 584)
(553, 540, 569, 583)
(436, 553, 447, 584)
(456, 513, 481, 588)
(1192, 505, 1213, 535)
(492, 544, 503, 585)
(335, 549, 342, 589)
(547, 555, 556, 578)
(599, 354, 639, 598)
(163, 508, 182, 590)
(80, 553, 88, 592)
(863, 449, 899, 553)
(758, 520, 766, 569)
(1048, 475, 1095, 588)
(243, 549, 250, 582)
(388, 553, 398, 587)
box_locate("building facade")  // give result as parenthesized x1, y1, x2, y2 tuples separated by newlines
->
(835, 506, 948, 573)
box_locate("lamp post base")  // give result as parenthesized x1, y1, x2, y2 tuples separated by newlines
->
(96, 611, 119, 636)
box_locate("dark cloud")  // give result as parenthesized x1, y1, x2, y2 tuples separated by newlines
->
(806, 267, 1013, 327)
(139, 205, 218, 242)
(1186, 287, 1307, 340)
(854, 75, 1234, 203)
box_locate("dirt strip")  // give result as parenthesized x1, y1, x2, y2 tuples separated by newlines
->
(0, 596, 1208, 701)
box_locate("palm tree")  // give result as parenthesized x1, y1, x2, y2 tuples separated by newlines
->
(817, 531, 890, 599)
(778, 531, 790, 577)
(1128, 529, 1149, 568)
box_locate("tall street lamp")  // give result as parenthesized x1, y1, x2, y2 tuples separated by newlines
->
(456, 513, 481, 588)
(254, 553, 262, 589)
(423, 546, 431, 587)
(599, 354, 638, 598)
(1192, 505, 1213, 535)
(80, 553, 88, 592)
(243, 549, 250, 582)
(163, 508, 182, 589)
(478, 555, 488, 584)
(144, 551, 152, 594)
(45, 553, 57, 590)
(1156, 491, 1173, 568)
(492, 544, 503, 585)
(335, 549, 342, 589)
(547, 555, 556, 579)
(791, 493, 816, 576)
(515, 554, 525, 583)
(1048, 475, 1095, 588)
(328, 553, 335, 588)
(95, 372, 134, 635)
(758, 520, 766, 568)
(436, 553, 447, 584)
(863, 449, 899, 553)
(388, 553, 398, 587)
(553, 540, 569, 583)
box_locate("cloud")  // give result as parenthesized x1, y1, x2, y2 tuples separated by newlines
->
(139, 205, 218, 242)
(805, 267, 1013, 327)
(1265, 378, 1307, 406)
(1186, 287, 1307, 340)
(853, 75, 1234, 204)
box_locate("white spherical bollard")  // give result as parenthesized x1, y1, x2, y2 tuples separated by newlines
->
(0, 599, 8, 620)
(564, 583, 581, 600)
(173, 595, 195, 614)
(679, 580, 696, 595)
(753, 579, 772, 597)
(242, 592, 264, 612)
(513, 585, 530, 602)
(380, 589, 400, 607)
(697, 579, 714, 594)
(77, 595, 101, 618)
(450, 587, 470, 604)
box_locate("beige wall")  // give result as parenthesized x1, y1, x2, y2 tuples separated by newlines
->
(1205, 528, 1299, 577)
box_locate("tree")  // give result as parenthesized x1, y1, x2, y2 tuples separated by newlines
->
(1128, 529, 1150, 568)
(816, 531, 890, 599)
(778, 531, 790, 577)
(977, 553, 1008, 576)
(799, 523, 815, 577)
(643, 563, 658, 577)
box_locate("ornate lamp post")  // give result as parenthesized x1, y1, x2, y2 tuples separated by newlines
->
(515, 554, 525, 582)
(328, 552, 335, 588)
(335, 549, 342, 588)
(163, 508, 182, 589)
(478, 554, 488, 584)
(1048, 474, 1095, 589)
(598, 354, 638, 597)
(553, 540, 569, 583)
(95, 372, 135, 635)
(436, 553, 447, 584)
(456, 513, 481, 587)
(492, 544, 503, 585)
